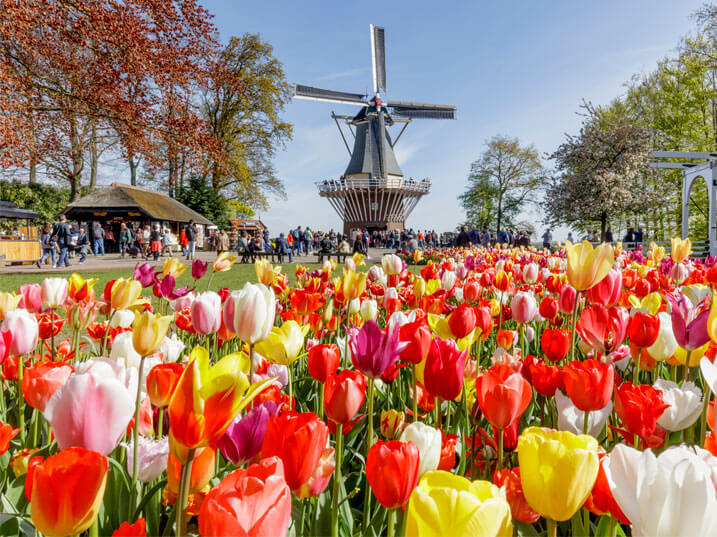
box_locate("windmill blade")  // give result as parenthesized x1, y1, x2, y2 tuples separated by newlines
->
(294, 84, 366, 106)
(388, 100, 456, 119)
(370, 25, 386, 94)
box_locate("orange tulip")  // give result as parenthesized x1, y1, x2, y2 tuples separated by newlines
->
(28, 447, 108, 537)
(146, 363, 184, 408)
(166, 445, 215, 495)
(22, 361, 73, 411)
(0, 421, 19, 455)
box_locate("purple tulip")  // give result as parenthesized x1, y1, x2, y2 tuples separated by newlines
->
(218, 401, 280, 465)
(157, 275, 193, 300)
(134, 262, 157, 288)
(667, 291, 710, 351)
(192, 259, 209, 280)
(349, 320, 406, 378)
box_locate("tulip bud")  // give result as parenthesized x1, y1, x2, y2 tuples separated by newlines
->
(441, 270, 456, 291)
(380, 409, 405, 439)
(413, 277, 426, 300)
(399, 422, 441, 478)
(132, 311, 172, 357)
(558, 285, 577, 314)
(360, 299, 378, 321)
(110, 279, 142, 311)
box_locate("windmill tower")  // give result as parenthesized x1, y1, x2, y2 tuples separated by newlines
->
(294, 25, 456, 235)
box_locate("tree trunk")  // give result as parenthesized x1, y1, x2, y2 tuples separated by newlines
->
(129, 153, 138, 186)
(29, 157, 37, 184)
(69, 115, 84, 201)
(600, 212, 607, 242)
(496, 191, 503, 235)
(90, 121, 98, 190)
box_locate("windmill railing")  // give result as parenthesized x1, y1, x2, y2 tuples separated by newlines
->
(316, 177, 431, 194)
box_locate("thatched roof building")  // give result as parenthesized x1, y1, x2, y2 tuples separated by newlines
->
(62, 183, 213, 226)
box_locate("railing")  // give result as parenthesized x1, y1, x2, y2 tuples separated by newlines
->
(585, 240, 711, 257)
(316, 177, 431, 194)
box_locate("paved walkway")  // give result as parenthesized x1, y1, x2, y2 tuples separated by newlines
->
(0, 248, 395, 275)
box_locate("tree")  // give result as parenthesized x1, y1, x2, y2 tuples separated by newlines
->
(0, 0, 237, 199)
(459, 136, 543, 233)
(175, 176, 230, 229)
(544, 102, 655, 240)
(200, 34, 292, 212)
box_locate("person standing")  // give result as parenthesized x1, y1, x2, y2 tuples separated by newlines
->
(276, 232, 292, 263)
(184, 220, 197, 260)
(542, 228, 552, 249)
(76, 226, 90, 264)
(51, 215, 71, 268)
(150, 224, 162, 261)
(92, 223, 105, 256)
(37, 222, 55, 268)
(119, 223, 132, 258)
(216, 228, 230, 255)
(162, 228, 174, 258)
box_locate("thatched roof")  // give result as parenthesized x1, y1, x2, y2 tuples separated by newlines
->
(63, 183, 213, 225)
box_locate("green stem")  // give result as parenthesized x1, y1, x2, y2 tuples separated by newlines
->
(569, 292, 580, 362)
(583, 410, 590, 436)
(608, 515, 617, 537)
(435, 397, 442, 429)
(89, 516, 99, 537)
(411, 364, 418, 421)
(206, 271, 214, 291)
(387, 508, 396, 537)
(288, 365, 293, 408)
(129, 356, 146, 513)
(157, 408, 164, 439)
(101, 309, 114, 356)
(633, 348, 641, 385)
(51, 314, 56, 361)
(175, 448, 196, 537)
(497, 428, 503, 470)
(249, 343, 255, 385)
(583, 507, 590, 537)
(363, 377, 375, 530)
(18, 355, 25, 444)
(318, 383, 325, 421)
(331, 425, 344, 537)
(30, 409, 39, 447)
(548, 518, 558, 537)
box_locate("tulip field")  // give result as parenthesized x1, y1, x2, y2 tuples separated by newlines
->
(2, 240, 717, 536)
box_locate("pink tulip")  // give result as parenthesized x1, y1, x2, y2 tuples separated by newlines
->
(522, 263, 539, 284)
(511, 291, 537, 324)
(558, 284, 577, 314)
(18, 284, 42, 313)
(586, 269, 622, 307)
(190, 291, 222, 335)
(2, 309, 38, 355)
(171, 292, 195, 312)
(455, 263, 469, 280)
(44, 358, 136, 455)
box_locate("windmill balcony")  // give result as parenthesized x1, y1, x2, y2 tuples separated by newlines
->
(316, 177, 431, 195)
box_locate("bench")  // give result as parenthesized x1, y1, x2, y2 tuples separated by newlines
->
(316, 251, 349, 264)
(238, 251, 280, 264)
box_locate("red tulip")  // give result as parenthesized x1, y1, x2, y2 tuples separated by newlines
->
(438, 429, 459, 471)
(262, 411, 329, 491)
(198, 457, 292, 537)
(614, 381, 669, 440)
(474, 306, 493, 341)
(112, 519, 147, 536)
(540, 328, 570, 362)
(475, 363, 532, 430)
(584, 451, 629, 524)
(539, 296, 559, 320)
(146, 363, 184, 408)
(448, 303, 476, 338)
(495, 270, 511, 292)
(366, 440, 420, 509)
(0, 421, 19, 455)
(37, 311, 64, 341)
(562, 359, 615, 411)
(557, 285, 576, 314)
(493, 468, 540, 524)
(627, 311, 660, 348)
(399, 321, 432, 364)
(463, 280, 481, 303)
(22, 361, 73, 411)
(424, 338, 467, 401)
(576, 304, 630, 354)
(324, 370, 367, 425)
(307, 344, 340, 382)
(526, 357, 563, 397)
(586, 269, 622, 307)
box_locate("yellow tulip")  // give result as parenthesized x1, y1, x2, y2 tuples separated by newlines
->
(212, 252, 237, 273)
(0, 292, 20, 320)
(425, 278, 441, 296)
(628, 292, 662, 316)
(68, 273, 98, 298)
(671, 341, 709, 367)
(406, 471, 512, 537)
(427, 314, 474, 351)
(413, 277, 426, 300)
(162, 257, 186, 279)
(110, 278, 142, 311)
(518, 427, 599, 522)
(254, 320, 309, 366)
(342, 269, 367, 301)
(671, 237, 692, 263)
(648, 242, 666, 264)
(564, 240, 614, 291)
(132, 311, 172, 356)
(352, 252, 365, 267)
(255, 258, 279, 286)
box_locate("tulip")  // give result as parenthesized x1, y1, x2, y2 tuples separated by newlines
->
(628, 311, 660, 348)
(646, 311, 678, 361)
(146, 363, 184, 408)
(671, 236, 692, 263)
(28, 447, 108, 537)
(562, 359, 614, 412)
(44, 358, 136, 455)
(493, 468, 540, 524)
(110, 278, 142, 311)
(112, 519, 146, 537)
(198, 457, 292, 537)
(157, 333, 186, 363)
(583, 451, 629, 524)
(511, 291, 537, 324)
(295, 447, 335, 500)
(539, 296, 558, 320)
(399, 320, 432, 365)
(218, 401, 280, 465)
(555, 390, 612, 437)
(522, 262, 539, 284)
(564, 240, 614, 291)
(604, 444, 717, 536)
(540, 328, 570, 362)
(614, 381, 670, 441)
(35, 311, 63, 342)
(350, 320, 404, 379)
(0, 329, 10, 365)
(22, 361, 73, 411)
(2, 308, 39, 356)
(212, 252, 237, 273)
(41, 277, 68, 309)
(399, 422, 441, 478)
(168, 347, 270, 453)
(424, 337, 467, 401)
(557, 285, 576, 314)
(324, 369, 367, 425)
(133, 262, 156, 288)
(18, 283, 42, 313)
(223, 282, 275, 346)
(255, 320, 308, 366)
(360, 298, 378, 321)
(654, 379, 702, 431)
(667, 290, 710, 351)
(342, 268, 367, 301)
(255, 258, 278, 286)
(162, 257, 186, 278)
(366, 440, 420, 509)
(576, 304, 629, 354)
(447, 303, 477, 339)
(586, 268, 622, 307)
(132, 311, 172, 357)
(406, 471, 513, 537)
(189, 259, 207, 281)
(261, 410, 329, 491)
(123, 435, 169, 482)
(526, 357, 563, 397)
(110, 332, 142, 369)
(166, 444, 216, 494)
(475, 363, 532, 431)
(0, 292, 20, 320)
(0, 421, 19, 455)
(290, 288, 325, 316)
(307, 343, 340, 382)
(382, 253, 403, 276)
(518, 427, 599, 522)
(189, 291, 221, 336)
(441, 270, 457, 291)
(380, 409, 405, 439)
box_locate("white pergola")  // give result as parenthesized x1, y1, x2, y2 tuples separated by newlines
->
(650, 151, 717, 256)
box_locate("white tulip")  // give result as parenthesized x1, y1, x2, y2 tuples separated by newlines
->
(522, 262, 539, 284)
(110, 309, 135, 329)
(399, 422, 441, 477)
(441, 270, 456, 290)
(360, 299, 378, 321)
(604, 444, 717, 537)
(223, 282, 275, 344)
(700, 357, 717, 394)
(41, 277, 68, 309)
(367, 265, 385, 282)
(646, 312, 678, 361)
(555, 390, 612, 438)
(123, 435, 169, 482)
(157, 333, 186, 363)
(654, 379, 702, 431)
(110, 332, 142, 370)
(386, 310, 417, 332)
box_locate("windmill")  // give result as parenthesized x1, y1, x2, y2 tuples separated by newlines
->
(294, 24, 456, 235)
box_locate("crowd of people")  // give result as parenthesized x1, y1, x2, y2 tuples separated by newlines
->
(455, 226, 533, 248)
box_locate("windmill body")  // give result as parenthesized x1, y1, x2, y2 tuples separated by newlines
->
(294, 25, 455, 235)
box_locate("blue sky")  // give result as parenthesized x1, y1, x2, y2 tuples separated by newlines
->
(184, 2, 707, 236)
